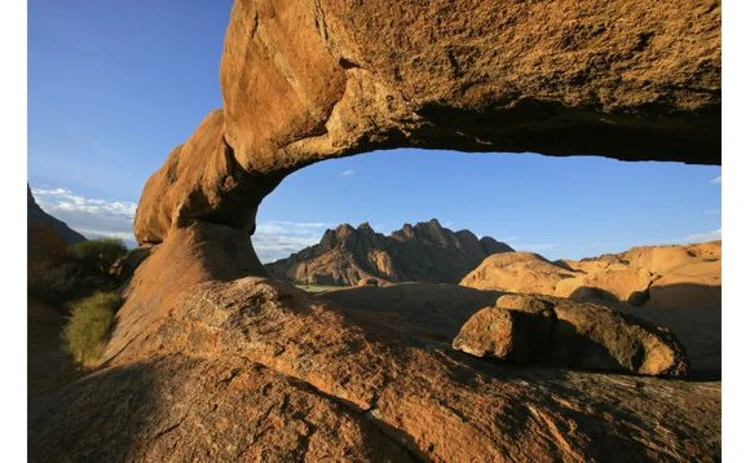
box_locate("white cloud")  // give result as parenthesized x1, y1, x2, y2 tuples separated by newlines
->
(253, 220, 335, 263)
(680, 228, 722, 243)
(340, 170, 355, 177)
(31, 187, 137, 247)
(30, 187, 339, 258)
(711, 176, 721, 184)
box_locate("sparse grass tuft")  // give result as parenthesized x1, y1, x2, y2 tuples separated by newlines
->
(62, 291, 122, 368)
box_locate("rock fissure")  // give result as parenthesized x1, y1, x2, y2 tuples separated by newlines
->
(151, 415, 188, 443)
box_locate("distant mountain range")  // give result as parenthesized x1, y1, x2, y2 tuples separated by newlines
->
(265, 219, 514, 286)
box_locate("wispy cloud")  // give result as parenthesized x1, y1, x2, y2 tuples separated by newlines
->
(340, 170, 355, 177)
(253, 220, 335, 263)
(710, 176, 721, 184)
(680, 228, 722, 243)
(30, 186, 338, 258)
(31, 187, 137, 246)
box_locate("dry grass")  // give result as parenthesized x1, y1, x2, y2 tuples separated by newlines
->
(62, 292, 122, 368)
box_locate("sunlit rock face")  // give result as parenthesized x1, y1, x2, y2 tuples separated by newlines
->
(134, 0, 721, 246)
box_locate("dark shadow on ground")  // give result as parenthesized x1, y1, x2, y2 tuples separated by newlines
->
(27, 297, 80, 401)
(322, 282, 721, 380)
(642, 282, 721, 311)
(573, 283, 721, 379)
(28, 360, 161, 462)
(318, 282, 502, 345)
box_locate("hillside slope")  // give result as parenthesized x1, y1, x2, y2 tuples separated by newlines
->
(28, 185, 86, 246)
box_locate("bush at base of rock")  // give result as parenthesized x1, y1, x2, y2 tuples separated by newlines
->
(62, 291, 123, 368)
(452, 293, 690, 376)
(67, 238, 128, 276)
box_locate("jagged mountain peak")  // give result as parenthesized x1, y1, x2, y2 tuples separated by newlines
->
(266, 220, 514, 286)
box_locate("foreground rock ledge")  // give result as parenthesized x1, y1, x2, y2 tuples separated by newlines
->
(134, 0, 721, 245)
(30, 223, 720, 461)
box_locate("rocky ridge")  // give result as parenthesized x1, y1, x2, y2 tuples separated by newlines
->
(461, 241, 721, 311)
(266, 219, 513, 285)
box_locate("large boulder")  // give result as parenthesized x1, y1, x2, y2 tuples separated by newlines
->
(460, 252, 577, 294)
(321, 282, 720, 376)
(453, 294, 690, 376)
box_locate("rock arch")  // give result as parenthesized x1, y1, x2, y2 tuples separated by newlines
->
(32, 4, 723, 459)
(134, 0, 721, 265)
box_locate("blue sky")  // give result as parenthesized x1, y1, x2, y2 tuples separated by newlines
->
(28, 1, 721, 262)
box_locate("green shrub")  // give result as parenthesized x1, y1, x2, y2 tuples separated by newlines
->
(62, 292, 122, 368)
(67, 238, 128, 275)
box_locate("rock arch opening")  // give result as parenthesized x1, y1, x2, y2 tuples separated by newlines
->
(133, 0, 720, 278)
(254, 147, 720, 290)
